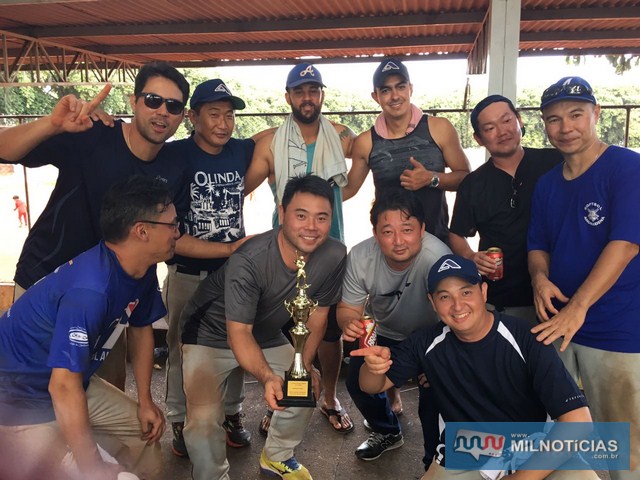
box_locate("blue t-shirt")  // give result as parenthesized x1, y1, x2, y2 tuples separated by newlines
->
(528, 146, 640, 352)
(271, 142, 345, 243)
(170, 136, 255, 272)
(0, 242, 166, 426)
(387, 313, 587, 465)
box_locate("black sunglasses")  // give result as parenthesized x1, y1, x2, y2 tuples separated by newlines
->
(137, 218, 181, 231)
(510, 178, 522, 209)
(541, 83, 592, 104)
(138, 92, 185, 115)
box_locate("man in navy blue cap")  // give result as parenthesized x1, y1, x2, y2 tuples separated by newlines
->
(165, 78, 261, 457)
(529, 76, 640, 480)
(449, 95, 562, 327)
(351, 253, 596, 479)
(246, 62, 357, 436)
(345, 57, 471, 245)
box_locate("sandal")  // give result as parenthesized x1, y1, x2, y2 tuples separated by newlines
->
(320, 405, 354, 434)
(259, 409, 273, 436)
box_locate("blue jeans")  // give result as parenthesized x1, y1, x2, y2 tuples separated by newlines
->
(346, 335, 438, 468)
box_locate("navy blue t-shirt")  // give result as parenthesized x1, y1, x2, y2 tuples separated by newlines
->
(0, 242, 166, 426)
(170, 135, 255, 273)
(2, 121, 189, 288)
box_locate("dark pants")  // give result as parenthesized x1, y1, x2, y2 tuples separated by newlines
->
(346, 335, 438, 469)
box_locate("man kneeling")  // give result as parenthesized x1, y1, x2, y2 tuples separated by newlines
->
(0, 175, 175, 480)
(353, 254, 599, 480)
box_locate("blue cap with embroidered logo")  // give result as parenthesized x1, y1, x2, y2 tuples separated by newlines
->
(373, 58, 410, 89)
(286, 63, 326, 89)
(189, 79, 246, 110)
(540, 76, 596, 111)
(428, 254, 482, 294)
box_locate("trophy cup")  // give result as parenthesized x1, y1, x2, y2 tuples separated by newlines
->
(278, 254, 318, 407)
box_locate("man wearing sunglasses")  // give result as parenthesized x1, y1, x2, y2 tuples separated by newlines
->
(448, 95, 562, 326)
(163, 79, 258, 458)
(528, 76, 640, 480)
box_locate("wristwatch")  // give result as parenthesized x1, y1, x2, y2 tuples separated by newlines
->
(429, 174, 440, 188)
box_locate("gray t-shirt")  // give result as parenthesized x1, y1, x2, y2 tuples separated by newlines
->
(181, 228, 347, 349)
(341, 233, 450, 341)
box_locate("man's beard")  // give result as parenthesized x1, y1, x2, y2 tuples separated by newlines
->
(291, 103, 321, 124)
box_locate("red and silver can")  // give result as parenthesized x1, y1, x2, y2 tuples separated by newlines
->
(359, 315, 377, 348)
(486, 247, 504, 281)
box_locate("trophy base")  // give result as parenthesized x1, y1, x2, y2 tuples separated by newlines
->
(277, 375, 316, 408)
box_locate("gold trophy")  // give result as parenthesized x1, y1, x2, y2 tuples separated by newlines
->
(278, 254, 318, 407)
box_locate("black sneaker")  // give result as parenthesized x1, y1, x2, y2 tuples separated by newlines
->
(223, 412, 251, 447)
(171, 421, 189, 458)
(355, 432, 404, 461)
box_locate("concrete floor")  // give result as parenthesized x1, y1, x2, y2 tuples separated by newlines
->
(133, 355, 429, 480)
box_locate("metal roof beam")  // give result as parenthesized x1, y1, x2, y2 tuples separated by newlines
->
(521, 29, 640, 42)
(9, 12, 487, 38)
(521, 6, 640, 22)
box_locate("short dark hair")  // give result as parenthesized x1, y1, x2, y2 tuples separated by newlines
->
(370, 191, 425, 229)
(281, 174, 334, 212)
(134, 61, 190, 104)
(100, 175, 173, 243)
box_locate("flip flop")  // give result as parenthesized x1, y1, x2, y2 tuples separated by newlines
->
(259, 409, 273, 437)
(320, 406, 355, 434)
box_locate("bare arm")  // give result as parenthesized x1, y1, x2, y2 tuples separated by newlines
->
(528, 249, 569, 322)
(128, 325, 165, 444)
(343, 132, 371, 201)
(49, 368, 122, 479)
(531, 240, 638, 351)
(336, 300, 366, 342)
(174, 233, 250, 259)
(350, 345, 395, 393)
(0, 85, 112, 162)
(449, 232, 498, 277)
(245, 133, 274, 195)
(400, 116, 470, 191)
(334, 123, 356, 159)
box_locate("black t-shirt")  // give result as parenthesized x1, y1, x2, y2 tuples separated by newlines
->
(387, 312, 587, 464)
(450, 148, 562, 307)
(4, 121, 189, 288)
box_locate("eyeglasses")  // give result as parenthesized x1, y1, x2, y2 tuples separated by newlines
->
(510, 179, 521, 209)
(137, 219, 181, 231)
(137, 92, 185, 115)
(541, 83, 592, 104)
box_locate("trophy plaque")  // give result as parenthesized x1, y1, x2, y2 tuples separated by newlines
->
(278, 254, 318, 408)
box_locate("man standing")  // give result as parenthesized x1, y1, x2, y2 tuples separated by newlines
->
(246, 63, 356, 434)
(337, 192, 450, 464)
(449, 95, 562, 325)
(353, 254, 597, 480)
(164, 79, 255, 457)
(346, 57, 470, 245)
(528, 76, 640, 480)
(181, 175, 346, 480)
(0, 175, 173, 480)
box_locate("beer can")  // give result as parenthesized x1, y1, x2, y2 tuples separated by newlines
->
(359, 315, 377, 348)
(486, 247, 503, 281)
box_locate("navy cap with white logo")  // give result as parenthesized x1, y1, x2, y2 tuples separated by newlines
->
(286, 63, 326, 89)
(428, 254, 482, 294)
(540, 76, 597, 111)
(373, 58, 410, 89)
(189, 79, 246, 110)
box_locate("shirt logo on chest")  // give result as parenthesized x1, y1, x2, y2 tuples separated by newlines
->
(583, 202, 605, 226)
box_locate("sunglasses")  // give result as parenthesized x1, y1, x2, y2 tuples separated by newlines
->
(541, 83, 592, 104)
(510, 179, 522, 209)
(138, 92, 185, 115)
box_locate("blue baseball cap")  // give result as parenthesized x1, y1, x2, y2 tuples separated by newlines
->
(540, 76, 597, 111)
(428, 254, 482, 294)
(189, 79, 246, 110)
(373, 57, 410, 89)
(286, 63, 326, 89)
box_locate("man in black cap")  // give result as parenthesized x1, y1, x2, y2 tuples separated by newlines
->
(449, 95, 562, 326)
(165, 78, 258, 457)
(345, 57, 470, 245)
(246, 62, 356, 435)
